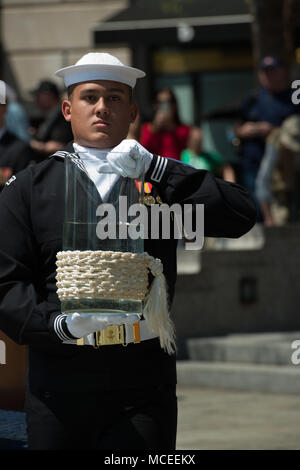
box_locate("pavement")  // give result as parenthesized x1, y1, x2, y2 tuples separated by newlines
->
(1, 383, 300, 450)
(174, 331, 300, 449)
(176, 386, 300, 450)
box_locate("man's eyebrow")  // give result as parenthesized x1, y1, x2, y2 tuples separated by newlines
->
(107, 87, 126, 94)
(79, 88, 100, 95)
(79, 87, 126, 96)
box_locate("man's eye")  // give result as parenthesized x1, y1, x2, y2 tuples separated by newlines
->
(84, 95, 97, 102)
(110, 95, 121, 101)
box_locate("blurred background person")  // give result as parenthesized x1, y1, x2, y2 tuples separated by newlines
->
(255, 114, 300, 226)
(29, 80, 73, 160)
(181, 126, 236, 183)
(5, 84, 31, 144)
(234, 55, 299, 221)
(0, 91, 36, 189)
(140, 87, 190, 160)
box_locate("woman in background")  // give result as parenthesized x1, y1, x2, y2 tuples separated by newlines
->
(140, 87, 190, 160)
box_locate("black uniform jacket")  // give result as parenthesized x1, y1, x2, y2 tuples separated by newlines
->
(0, 143, 256, 392)
(0, 130, 36, 177)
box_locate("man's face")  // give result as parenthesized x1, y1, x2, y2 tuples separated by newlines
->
(62, 80, 137, 149)
(35, 91, 59, 112)
(258, 67, 289, 93)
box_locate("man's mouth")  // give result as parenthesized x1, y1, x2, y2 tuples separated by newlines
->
(93, 120, 110, 127)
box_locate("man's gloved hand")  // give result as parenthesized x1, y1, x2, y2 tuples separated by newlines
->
(66, 312, 140, 339)
(97, 139, 153, 178)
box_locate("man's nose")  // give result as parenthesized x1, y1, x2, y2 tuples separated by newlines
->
(95, 97, 109, 117)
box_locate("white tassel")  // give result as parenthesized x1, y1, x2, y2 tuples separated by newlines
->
(143, 254, 176, 355)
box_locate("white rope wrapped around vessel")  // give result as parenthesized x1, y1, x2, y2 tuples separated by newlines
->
(56, 250, 148, 300)
(56, 250, 176, 354)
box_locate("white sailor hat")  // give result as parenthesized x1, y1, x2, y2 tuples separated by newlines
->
(55, 52, 146, 89)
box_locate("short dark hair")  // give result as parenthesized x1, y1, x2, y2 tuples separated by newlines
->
(67, 84, 77, 100)
(32, 80, 60, 98)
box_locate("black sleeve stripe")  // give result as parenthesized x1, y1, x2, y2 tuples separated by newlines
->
(151, 155, 163, 180)
(54, 314, 76, 341)
(150, 155, 168, 182)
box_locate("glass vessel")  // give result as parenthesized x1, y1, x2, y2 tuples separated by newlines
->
(61, 152, 145, 319)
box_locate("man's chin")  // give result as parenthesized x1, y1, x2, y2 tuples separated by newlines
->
(77, 136, 117, 149)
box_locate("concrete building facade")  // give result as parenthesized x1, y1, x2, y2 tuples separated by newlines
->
(1, 0, 131, 98)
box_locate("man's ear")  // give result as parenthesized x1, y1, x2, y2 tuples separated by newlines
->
(62, 99, 72, 122)
(130, 102, 138, 123)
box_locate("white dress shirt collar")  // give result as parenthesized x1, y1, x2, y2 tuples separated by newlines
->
(73, 142, 119, 202)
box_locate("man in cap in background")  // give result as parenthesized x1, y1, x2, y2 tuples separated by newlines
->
(234, 55, 299, 221)
(0, 82, 36, 188)
(0, 52, 256, 450)
(29, 79, 73, 159)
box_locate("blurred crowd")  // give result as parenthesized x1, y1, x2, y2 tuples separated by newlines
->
(1, 56, 300, 227)
(0, 79, 73, 186)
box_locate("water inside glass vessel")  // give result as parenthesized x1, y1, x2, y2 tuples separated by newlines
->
(61, 153, 145, 319)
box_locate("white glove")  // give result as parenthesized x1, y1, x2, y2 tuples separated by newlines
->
(97, 139, 153, 178)
(66, 312, 140, 339)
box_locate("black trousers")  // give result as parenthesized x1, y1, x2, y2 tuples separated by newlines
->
(25, 383, 177, 450)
